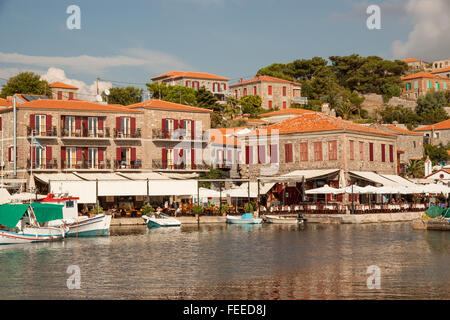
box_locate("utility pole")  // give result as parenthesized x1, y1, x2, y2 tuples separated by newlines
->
(96, 77, 100, 95)
(13, 95, 17, 177)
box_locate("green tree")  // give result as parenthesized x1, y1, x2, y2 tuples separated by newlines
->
(238, 95, 263, 117)
(377, 105, 422, 129)
(146, 82, 197, 106)
(334, 101, 357, 120)
(223, 97, 240, 119)
(199, 168, 229, 188)
(195, 87, 220, 111)
(0, 72, 51, 98)
(102, 86, 143, 106)
(405, 159, 425, 178)
(424, 143, 449, 165)
(415, 91, 448, 125)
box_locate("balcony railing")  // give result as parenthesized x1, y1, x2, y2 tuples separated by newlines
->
(152, 159, 208, 170)
(27, 126, 57, 137)
(152, 128, 205, 141)
(61, 127, 110, 138)
(113, 128, 141, 139)
(114, 160, 142, 170)
(61, 160, 111, 170)
(27, 158, 58, 170)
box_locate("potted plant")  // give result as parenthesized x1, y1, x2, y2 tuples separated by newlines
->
(244, 203, 253, 214)
(89, 206, 103, 217)
(193, 205, 204, 218)
(221, 205, 228, 216)
(141, 204, 154, 215)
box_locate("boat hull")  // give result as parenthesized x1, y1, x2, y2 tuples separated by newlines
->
(264, 215, 301, 224)
(66, 215, 112, 237)
(143, 215, 181, 228)
(226, 216, 262, 224)
(0, 227, 67, 245)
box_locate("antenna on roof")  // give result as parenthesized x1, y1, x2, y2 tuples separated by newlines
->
(96, 95, 103, 102)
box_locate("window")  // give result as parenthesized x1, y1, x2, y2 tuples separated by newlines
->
(328, 140, 337, 161)
(283, 101, 287, 109)
(369, 143, 374, 161)
(66, 148, 76, 168)
(165, 119, 174, 138)
(88, 117, 98, 137)
(381, 144, 386, 162)
(414, 80, 418, 89)
(270, 144, 278, 163)
(235, 90, 238, 98)
(69, 92, 74, 100)
(88, 148, 98, 169)
(221, 83, 226, 91)
(65, 200, 74, 208)
(253, 86, 257, 95)
(57, 91, 62, 100)
(314, 142, 322, 161)
(389, 145, 394, 163)
(258, 145, 266, 164)
(284, 144, 293, 163)
(427, 80, 432, 89)
(65, 116, 76, 136)
(245, 146, 253, 164)
(268, 100, 272, 109)
(268, 85, 272, 95)
(299, 142, 308, 162)
(282, 86, 287, 96)
(35, 115, 46, 136)
(120, 117, 131, 137)
(8, 146, 13, 162)
(413, 141, 416, 148)
(243, 88, 247, 96)
(186, 80, 191, 87)
(349, 140, 354, 160)
(444, 82, 448, 90)
(359, 142, 364, 160)
(182, 120, 192, 138)
(435, 82, 440, 90)
(166, 149, 174, 169)
(405, 82, 411, 90)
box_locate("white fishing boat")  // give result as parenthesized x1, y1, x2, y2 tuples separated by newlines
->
(0, 203, 68, 245)
(43, 194, 112, 237)
(226, 213, 262, 224)
(142, 214, 181, 228)
(263, 214, 306, 224)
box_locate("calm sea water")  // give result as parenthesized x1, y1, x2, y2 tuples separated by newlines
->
(0, 222, 448, 300)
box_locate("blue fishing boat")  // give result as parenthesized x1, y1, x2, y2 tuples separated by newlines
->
(226, 213, 262, 224)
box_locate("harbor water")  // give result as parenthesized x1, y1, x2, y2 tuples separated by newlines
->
(0, 222, 448, 299)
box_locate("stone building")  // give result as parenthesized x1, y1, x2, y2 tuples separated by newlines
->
(50, 82, 79, 100)
(151, 71, 229, 102)
(0, 96, 212, 188)
(239, 112, 398, 181)
(403, 58, 429, 71)
(401, 72, 450, 100)
(229, 75, 302, 110)
(413, 119, 450, 146)
(432, 66, 450, 79)
(431, 59, 450, 71)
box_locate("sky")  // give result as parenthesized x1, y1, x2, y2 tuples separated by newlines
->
(0, 0, 449, 100)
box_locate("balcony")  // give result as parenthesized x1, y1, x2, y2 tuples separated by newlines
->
(113, 128, 141, 139)
(114, 160, 142, 170)
(27, 158, 58, 170)
(61, 160, 112, 170)
(152, 159, 208, 171)
(60, 127, 111, 139)
(152, 128, 206, 142)
(27, 126, 57, 138)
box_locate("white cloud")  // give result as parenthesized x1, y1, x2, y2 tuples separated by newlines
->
(392, 0, 450, 61)
(0, 49, 192, 75)
(40, 67, 112, 102)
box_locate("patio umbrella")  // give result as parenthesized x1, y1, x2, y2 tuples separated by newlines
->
(305, 184, 341, 194)
(337, 185, 366, 194)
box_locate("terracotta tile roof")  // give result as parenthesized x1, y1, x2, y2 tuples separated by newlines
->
(248, 113, 397, 137)
(127, 99, 213, 113)
(151, 71, 229, 81)
(425, 168, 450, 178)
(209, 127, 248, 135)
(385, 125, 423, 135)
(401, 72, 448, 81)
(403, 58, 422, 63)
(230, 75, 302, 87)
(209, 129, 241, 147)
(413, 119, 450, 131)
(233, 117, 267, 123)
(50, 82, 79, 89)
(432, 66, 450, 74)
(260, 108, 315, 117)
(0, 98, 11, 107)
(14, 99, 138, 113)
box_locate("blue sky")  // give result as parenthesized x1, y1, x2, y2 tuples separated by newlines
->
(0, 0, 449, 98)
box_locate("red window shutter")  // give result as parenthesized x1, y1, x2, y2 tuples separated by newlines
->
(83, 148, 88, 161)
(30, 146, 35, 163)
(389, 145, 394, 163)
(191, 121, 195, 139)
(46, 115, 52, 134)
(98, 118, 104, 130)
(46, 146, 52, 164)
(30, 114, 35, 130)
(130, 117, 136, 135)
(258, 145, 266, 164)
(254, 86, 257, 95)
(191, 148, 195, 167)
(162, 148, 167, 168)
(162, 118, 167, 136)
(268, 86, 272, 95)
(83, 117, 88, 131)
(174, 119, 178, 131)
(8, 146, 12, 162)
(0, 117, 2, 131)
(75, 117, 81, 130)
(61, 147, 66, 162)
(116, 148, 122, 161)
(69, 92, 74, 100)
(57, 91, 62, 100)
(283, 86, 286, 96)
(369, 143, 374, 161)
(131, 148, 136, 162)
(224, 83, 227, 90)
(179, 120, 185, 129)
(61, 116, 66, 129)
(98, 149, 104, 162)
(76, 149, 82, 162)
(244, 88, 247, 95)
(270, 144, 278, 163)
(116, 117, 121, 132)
(186, 81, 188, 87)
(283, 101, 287, 109)
(227, 149, 232, 163)
(268, 101, 272, 109)
(381, 144, 386, 162)
(235, 90, 238, 98)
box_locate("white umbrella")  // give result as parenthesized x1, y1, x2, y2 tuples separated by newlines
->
(359, 185, 380, 194)
(198, 188, 221, 198)
(305, 184, 341, 194)
(337, 185, 366, 194)
(0, 188, 12, 205)
(223, 188, 257, 198)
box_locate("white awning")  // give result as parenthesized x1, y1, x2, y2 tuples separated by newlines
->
(35, 173, 83, 183)
(0, 188, 11, 205)
(98, 180, 148, 196)
(282, 169, 340, 180)
(159, 173, 199, 180)
(380, 174, 417, 187)
(115, 172, 169, 180)
(223, 188, 258, 198)
(349, 171, 400, 186)
(238, 182, 276, 195)
(50, 180, 97, 204)
(148, 180, 198, 196)
(73, 173, 128, 181)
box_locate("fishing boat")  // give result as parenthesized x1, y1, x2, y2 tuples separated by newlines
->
(226, 213, 262, 224)
(0, 203, 68, 245)
(263, 214, 306, 224)
(142, 214, 181, 228)
(43, 194, 112, 237)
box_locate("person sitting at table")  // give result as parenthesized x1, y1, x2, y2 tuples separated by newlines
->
(156, 206, 163, 216)
(175, 206, 182, 217)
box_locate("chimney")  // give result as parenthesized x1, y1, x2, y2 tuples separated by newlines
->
(240, 78, 244, 83)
